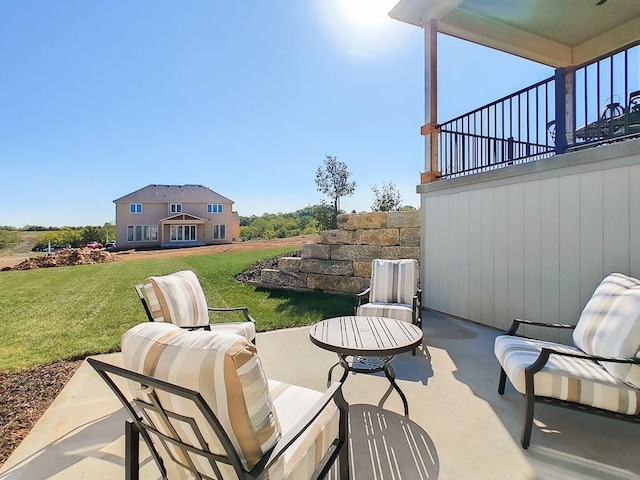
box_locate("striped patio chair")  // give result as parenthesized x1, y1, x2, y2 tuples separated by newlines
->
(495, 273, 640, 448)
(88, 322, 349, 479)
(135, 269, 256, 343)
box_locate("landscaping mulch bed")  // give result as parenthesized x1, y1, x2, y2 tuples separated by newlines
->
(0, 359, 84, 466)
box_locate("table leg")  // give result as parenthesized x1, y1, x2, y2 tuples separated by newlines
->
(327, 355, 350, 387)
(383, 359, 409, 416)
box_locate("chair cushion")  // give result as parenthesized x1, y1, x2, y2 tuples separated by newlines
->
(495, 335, 640, 415)
(573, 273, 640, 387)
(143, 270, 209, 327)
(208, 321, 257, 342)
(267, 380, 340, 480)
(356, 302, 414, 324)
(121, 322, 281, 474)
(369, 259, 418, 305)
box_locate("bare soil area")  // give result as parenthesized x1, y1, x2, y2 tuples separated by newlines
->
(0, 234, 317, 466)
(0, 234, 319, 270)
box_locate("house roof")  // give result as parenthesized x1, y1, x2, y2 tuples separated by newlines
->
(158, 213, 208, 224)
(113, 184, 234, 204)
(390, 0, 640, 67)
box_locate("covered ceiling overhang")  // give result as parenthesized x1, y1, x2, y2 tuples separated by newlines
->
(159, 213, 207, 224)
(390, 0, 640, 67)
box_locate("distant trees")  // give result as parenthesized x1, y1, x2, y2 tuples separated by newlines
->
(30, 222, 116, 251)
(240, 207, 322, 240)
(315, 155, 356, 228)
(371, 181, 403, 212)
(0, 230, 19, 249)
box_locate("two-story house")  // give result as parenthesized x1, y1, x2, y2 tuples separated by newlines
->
(113, 184, 240, 249)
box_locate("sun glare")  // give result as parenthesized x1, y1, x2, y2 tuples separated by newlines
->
(315, 0, 411, 58)
(338, 0, 397, 29)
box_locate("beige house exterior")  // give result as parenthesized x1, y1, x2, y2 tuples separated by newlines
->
(113, 184, 240, 249)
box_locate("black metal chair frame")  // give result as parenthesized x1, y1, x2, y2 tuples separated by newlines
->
(134, 284, 256, 335)
(497, 318, 640, 448)
(88, 358, 349, 480)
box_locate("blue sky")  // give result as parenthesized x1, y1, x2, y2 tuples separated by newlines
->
(0, 0, 551, 227)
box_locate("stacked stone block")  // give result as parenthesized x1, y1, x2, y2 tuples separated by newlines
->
(258, 211, 420, 295)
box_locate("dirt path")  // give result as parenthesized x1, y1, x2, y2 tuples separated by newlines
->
(0, 235, 320, 270)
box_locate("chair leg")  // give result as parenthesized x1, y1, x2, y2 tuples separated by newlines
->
(521, 391, 535, 449)
(498, 367, 507, 395)
(336, 388, 350, 480)
(125, 419, 140, 480)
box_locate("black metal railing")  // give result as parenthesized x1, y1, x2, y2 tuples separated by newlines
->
(438, 77, 556, 178)
(438, 42, 640, 179)
(565, 42, 640, 149)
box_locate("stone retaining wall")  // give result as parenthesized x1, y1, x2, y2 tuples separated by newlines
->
(256, 211, 420, 295)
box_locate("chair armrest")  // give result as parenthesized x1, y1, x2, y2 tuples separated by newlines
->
(134, 284, 154, 322)
(527, 347, 640, 376)
(251, 382, 346, 475)
(207, 307, 255, 323)
(355, 288, 370, 309)
(506, 318, 576, 336)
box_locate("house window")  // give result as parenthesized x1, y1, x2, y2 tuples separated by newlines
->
(130, 203, 142, 214)
(207, 204, 223, 213)
(127, 225, 158, 242)
(170, 203, 182, 214)
(213, 224, 226, 240)
(170, 225, 197, 241)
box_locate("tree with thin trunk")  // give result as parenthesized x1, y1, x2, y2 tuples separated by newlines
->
(315, 155, 356, 220)
(371, 181, 403, 212)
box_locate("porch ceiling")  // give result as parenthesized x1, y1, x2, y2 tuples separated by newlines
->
(390, 0, 640, 67)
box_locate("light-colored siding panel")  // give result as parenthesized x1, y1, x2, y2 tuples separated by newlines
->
(480, 188, 495, 326)
(457, 191, 471, 320)
(579, 171, 604, 308)
(493, 186, 509, 329)
(468, 190, 482, 321)
(630, 165, 640, 277)
(603, 167, 630, 275)
(425, 196, 439, 309)
(540, 177, 561, 342)
(437, 195, 450, 313)
(558, 175, 581, 344)
(507, 184, 525, 327)
(523, 181, 542, 339)
(447, 195, 460, 317)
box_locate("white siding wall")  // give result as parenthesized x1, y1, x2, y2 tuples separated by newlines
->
(419, 138, 640, 342)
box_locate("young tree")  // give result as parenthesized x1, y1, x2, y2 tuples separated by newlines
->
(315, 155, 356, 218)
(371, 181, 403, 212)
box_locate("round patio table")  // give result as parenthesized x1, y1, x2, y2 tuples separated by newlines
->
(309, 315, 423, 415)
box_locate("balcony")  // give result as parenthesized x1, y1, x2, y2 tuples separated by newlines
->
(1, 311, 638, 479)
(438, 42, 640, 179)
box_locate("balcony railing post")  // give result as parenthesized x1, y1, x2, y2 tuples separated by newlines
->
(554, 67, 567, 154)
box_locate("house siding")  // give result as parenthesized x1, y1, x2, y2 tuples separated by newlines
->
(114, 185, 239, 249)
(418, 137, 640, 343)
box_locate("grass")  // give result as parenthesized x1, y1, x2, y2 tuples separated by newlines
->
(0, 247, 354, 373)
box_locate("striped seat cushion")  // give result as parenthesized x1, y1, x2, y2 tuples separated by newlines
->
(121, 322, 280, 476)
(267, 380, 340, 480)
(356, 303, 414, 323)
(495, 335, 640, 415)
(143, 270, 209, 327)
(369, 259, 418, 305)
(573, 273, 640, 388)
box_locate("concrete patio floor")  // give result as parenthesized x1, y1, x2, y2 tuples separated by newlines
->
(1, 310, 639, 479)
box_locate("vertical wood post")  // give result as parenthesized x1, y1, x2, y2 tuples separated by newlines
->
(420, 19, 439, 183)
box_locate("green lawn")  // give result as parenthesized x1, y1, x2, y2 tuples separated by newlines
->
(0, 248, 354, 373)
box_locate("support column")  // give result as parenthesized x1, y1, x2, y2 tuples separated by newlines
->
(420, 19, 439, 183)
